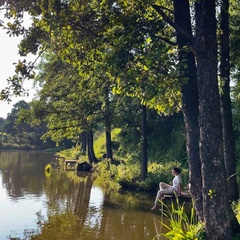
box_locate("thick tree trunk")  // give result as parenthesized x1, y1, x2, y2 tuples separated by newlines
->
(173, 0, 203, 221)
(141, 104, 148, 180)
(220, 0, 239, 202)
(195, 1, 239, 239)
(87, 131, 98, 164)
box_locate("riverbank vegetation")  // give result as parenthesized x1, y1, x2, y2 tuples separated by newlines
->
(1, 0, 240, 239)
(58, 126, 189, 193)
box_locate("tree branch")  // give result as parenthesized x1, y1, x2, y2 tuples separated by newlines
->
(152, 4, 176, 29)
(158, 36, 177, 46)
(156, 5, 174, 14)
(152, 4, 197, 53)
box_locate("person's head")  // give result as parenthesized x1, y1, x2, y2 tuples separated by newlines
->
(172, 167, 181, 176)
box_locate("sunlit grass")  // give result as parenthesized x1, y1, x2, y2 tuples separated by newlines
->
(94, 128, 122, 159)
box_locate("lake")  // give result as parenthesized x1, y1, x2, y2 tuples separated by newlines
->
(0, 151, 168, 240)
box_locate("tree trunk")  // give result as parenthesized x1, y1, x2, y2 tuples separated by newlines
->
(141, 104, 148, 180)
(105, 122, 113, 162)
(195, 1, 239, 239)
(105, 87, 113, 162)
(220, 0, 239, 202)
(87, 131, 98, 164)
(80, 132, 87, 155)
(173, 0, 203, 221)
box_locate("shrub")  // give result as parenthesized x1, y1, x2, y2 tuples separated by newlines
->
(142, 162, 189, 192)
(93, 159, 121, 191)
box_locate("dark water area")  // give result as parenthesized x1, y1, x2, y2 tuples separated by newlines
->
(0, 151, 168, 240)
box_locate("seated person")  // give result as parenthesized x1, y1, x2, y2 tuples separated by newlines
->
(151, 167, 182, 210)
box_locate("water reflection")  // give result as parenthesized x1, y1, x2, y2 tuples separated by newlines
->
(0, 151, 52, 198)
(0, 151, 168, 240)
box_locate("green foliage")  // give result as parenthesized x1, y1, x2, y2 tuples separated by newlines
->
(0, 0, 183, 116)
(112, 107, 186, 165)
(232, 100, 240, 186)
(232, 200, 240, 224)
(231, 201, 240, 239)
(60, 144, 82, 160)
(93, 159, 121, 191)
(94, 128, 122, 159)
(143, 162, 189, 192)
(58, 111, 187, 192)
(0, 100, 57, 150)
(156, 200, 206, 240)
(93, 158, 188, 192)
(147, 112, 187, 164)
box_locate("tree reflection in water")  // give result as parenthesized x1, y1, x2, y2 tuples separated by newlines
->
(1, 152, 168, 240)
(22, 172, 168, 240)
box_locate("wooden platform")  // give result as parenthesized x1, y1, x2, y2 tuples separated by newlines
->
(164, 191, 191, 198)
(64, 160, 78, 170)
(163, 191, 192, 203)
(156, 192, 193, 216)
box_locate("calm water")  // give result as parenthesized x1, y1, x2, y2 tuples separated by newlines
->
(0, 151, 168, 240)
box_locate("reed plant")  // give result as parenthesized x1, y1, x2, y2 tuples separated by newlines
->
(155, 197, 205, 240)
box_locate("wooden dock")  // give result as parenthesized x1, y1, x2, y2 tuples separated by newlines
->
(161, 191, 192, 207)
(53, 155, 78, 170)
(153, 192, 193, 216)
(64, 160, 78, 170)
(164, 191, 191, 199)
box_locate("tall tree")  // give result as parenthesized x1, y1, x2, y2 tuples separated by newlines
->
(2, 100, 35, 148)
(172, 0, 203, 220)
(220, 0, 239, 202)
(195, 1, 239, 238)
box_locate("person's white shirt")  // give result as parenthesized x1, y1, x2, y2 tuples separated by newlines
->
(173, 175, 182, 192)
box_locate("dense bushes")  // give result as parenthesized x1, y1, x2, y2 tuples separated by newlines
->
(92, 160, 188, 192)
